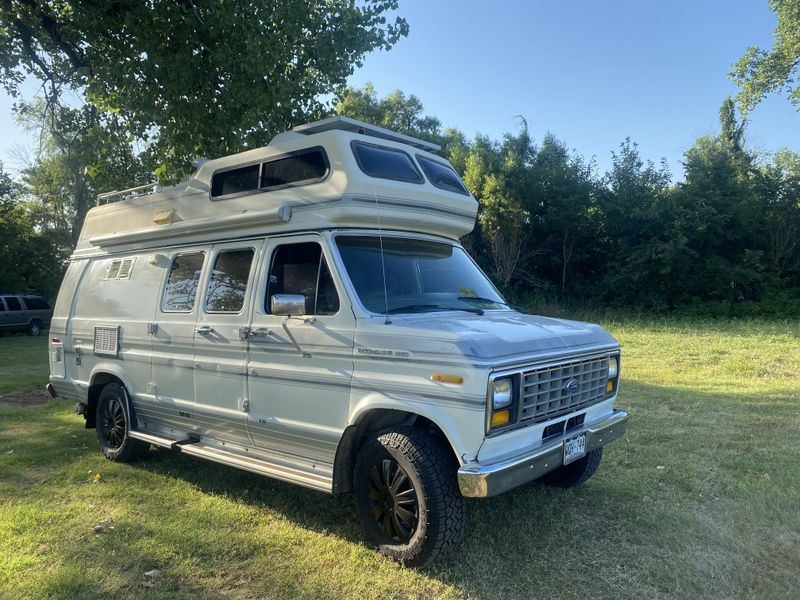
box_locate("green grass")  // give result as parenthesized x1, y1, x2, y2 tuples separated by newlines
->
(1, 319, 799, 599)
(0, 333, 50, 394)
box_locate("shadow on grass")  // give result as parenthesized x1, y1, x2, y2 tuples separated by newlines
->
(3, 379, 799, 600)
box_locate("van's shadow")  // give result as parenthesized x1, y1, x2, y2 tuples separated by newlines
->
(128, 426, 637, 595)
(123, 379, 768, 595)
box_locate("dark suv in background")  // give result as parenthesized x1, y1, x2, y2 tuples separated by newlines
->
(0, 294, 52, 336)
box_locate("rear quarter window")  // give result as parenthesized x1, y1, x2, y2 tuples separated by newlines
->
(23, 297, 50, 310)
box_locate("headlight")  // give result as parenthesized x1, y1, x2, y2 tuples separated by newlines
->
(608, 356, 619, 379)
(492, 378, 513, 409)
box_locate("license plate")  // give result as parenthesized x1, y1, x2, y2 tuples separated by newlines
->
(564, 433, 587, 465)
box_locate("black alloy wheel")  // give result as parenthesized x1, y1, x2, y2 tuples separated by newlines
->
(95, 382, 150, 462)
(353, 426, 465, 566)
(101, 394, 126, 450)
(367, 458, 419, 543)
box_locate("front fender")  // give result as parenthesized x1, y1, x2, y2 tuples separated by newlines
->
(348, 392, 485, 465)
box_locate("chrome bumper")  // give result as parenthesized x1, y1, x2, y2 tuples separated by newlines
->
(458, 409, 629, 498)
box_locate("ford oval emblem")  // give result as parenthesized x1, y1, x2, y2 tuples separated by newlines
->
(564, 378, 580, 393)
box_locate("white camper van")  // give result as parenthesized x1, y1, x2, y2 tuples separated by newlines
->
(48, 116, 628, 565)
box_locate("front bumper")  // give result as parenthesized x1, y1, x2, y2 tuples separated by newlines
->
(457, 409, 629, 497)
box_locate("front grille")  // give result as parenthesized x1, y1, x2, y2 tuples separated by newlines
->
(519, 355, 610, 424)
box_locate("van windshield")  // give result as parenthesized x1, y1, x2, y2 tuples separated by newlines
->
(335, 236, 507, 314)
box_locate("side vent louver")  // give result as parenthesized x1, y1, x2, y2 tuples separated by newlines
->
(105, 260, 122, 280)
(104, 257, 136, 280)
(117, 257, 136, 279)
(94, 326, 120, 357)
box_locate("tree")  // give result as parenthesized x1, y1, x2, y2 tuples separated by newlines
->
(597, 138, 674, 306)
(0, 1, 408, 179)
(0, 162, 66, 299)
(335, 83, 442, 139)
(15, 101, 151, 247)
(526, 134, 597, 294)
(730, 0, 800, 115)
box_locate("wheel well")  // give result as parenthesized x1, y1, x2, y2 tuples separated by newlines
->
(85, 373, 122, 429)
(331, 409, 455, 496)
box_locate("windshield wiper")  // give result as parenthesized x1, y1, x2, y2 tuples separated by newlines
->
(457, 296, 527, 313)
(385, 304, 484, 316)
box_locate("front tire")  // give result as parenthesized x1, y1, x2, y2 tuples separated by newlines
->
(539, 447, 603, 488)
(353, 426, 465, 567)
(26, 320, 42, 336)
(96, 382, 150, 462)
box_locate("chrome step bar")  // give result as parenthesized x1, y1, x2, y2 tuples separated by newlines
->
(178, 443, 331, 493)
(130, 430, 332, 493)
(129, 430, 186, 449)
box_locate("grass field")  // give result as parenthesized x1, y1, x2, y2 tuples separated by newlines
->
(0, 333, 51, 395)
(0, 319, 798, 599)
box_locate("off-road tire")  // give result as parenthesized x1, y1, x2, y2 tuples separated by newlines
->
(353, 426, 466, 567)
(96, 382, 150, 462)
(26, 320, 42, 336)
(539, 447, 603, 488)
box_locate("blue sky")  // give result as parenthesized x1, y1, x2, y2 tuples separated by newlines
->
(1, 0, 798, 180)
(347, 0, 800, 179)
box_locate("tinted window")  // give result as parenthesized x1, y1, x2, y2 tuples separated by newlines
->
(211, 164, 260, 198)
(4, 296, 22, 311)
(417, 155, 469, 195)
(351, 142, 424, 183)
(261, 149, 328, 189)
(23, 297, 50, 310)
(266, 243, 339, 316)
(162, 253, 205, 312)
(205, 249, 255, 312)
(336, 236, 505, 314)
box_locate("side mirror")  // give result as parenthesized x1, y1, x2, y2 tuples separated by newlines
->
(271, 294, 306, 317)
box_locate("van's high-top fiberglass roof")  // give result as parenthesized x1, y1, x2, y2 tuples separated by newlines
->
(75, 117, 477, 258)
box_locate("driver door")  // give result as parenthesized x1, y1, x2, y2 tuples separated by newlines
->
(245, 235, 354, 466)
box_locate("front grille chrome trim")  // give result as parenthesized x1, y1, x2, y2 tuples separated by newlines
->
(520, 355, 609, 424)
(486, 350, 619, 435)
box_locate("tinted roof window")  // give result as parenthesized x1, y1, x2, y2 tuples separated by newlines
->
(211, 164, 260, 198)
(261, 149, 328, 189)
(351, 142, 424, 183)
(417, 155, 469, 195)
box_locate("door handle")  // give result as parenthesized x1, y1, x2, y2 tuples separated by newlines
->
(195, 325, 213, 335)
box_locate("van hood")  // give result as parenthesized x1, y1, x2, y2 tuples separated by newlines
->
(355, 310, 618, 367)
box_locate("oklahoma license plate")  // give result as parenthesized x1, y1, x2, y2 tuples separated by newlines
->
(563, 433, 587, 465)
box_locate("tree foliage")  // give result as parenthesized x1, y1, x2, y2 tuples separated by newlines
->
(0, 162, 66, 299)
(731, 0, 800, 115)
(337, 87, 800, 315)
(0, 0, 408, 178)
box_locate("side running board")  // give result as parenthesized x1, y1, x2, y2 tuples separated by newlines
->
(128, 430, 332, 493)
(128, 430, 191, 450)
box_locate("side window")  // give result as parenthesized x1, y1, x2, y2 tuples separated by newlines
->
(210, 164, 260, 198)
(205, 249, 255, 313)
(261, 148, 329, 190)
(23, 297, 50, 310)
(351, 141, 424, 183)
(162, 253, 205, 312)
(416, 155, 470, 195)
(4, 296, 22, 311)
(266, 242, 340, 316)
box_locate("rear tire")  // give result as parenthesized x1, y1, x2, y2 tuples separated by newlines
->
(353, 426, 465, 567)
(539, 447, 603, 488)
(95, 382, 150, 462)
(26, 320, 42, 336)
